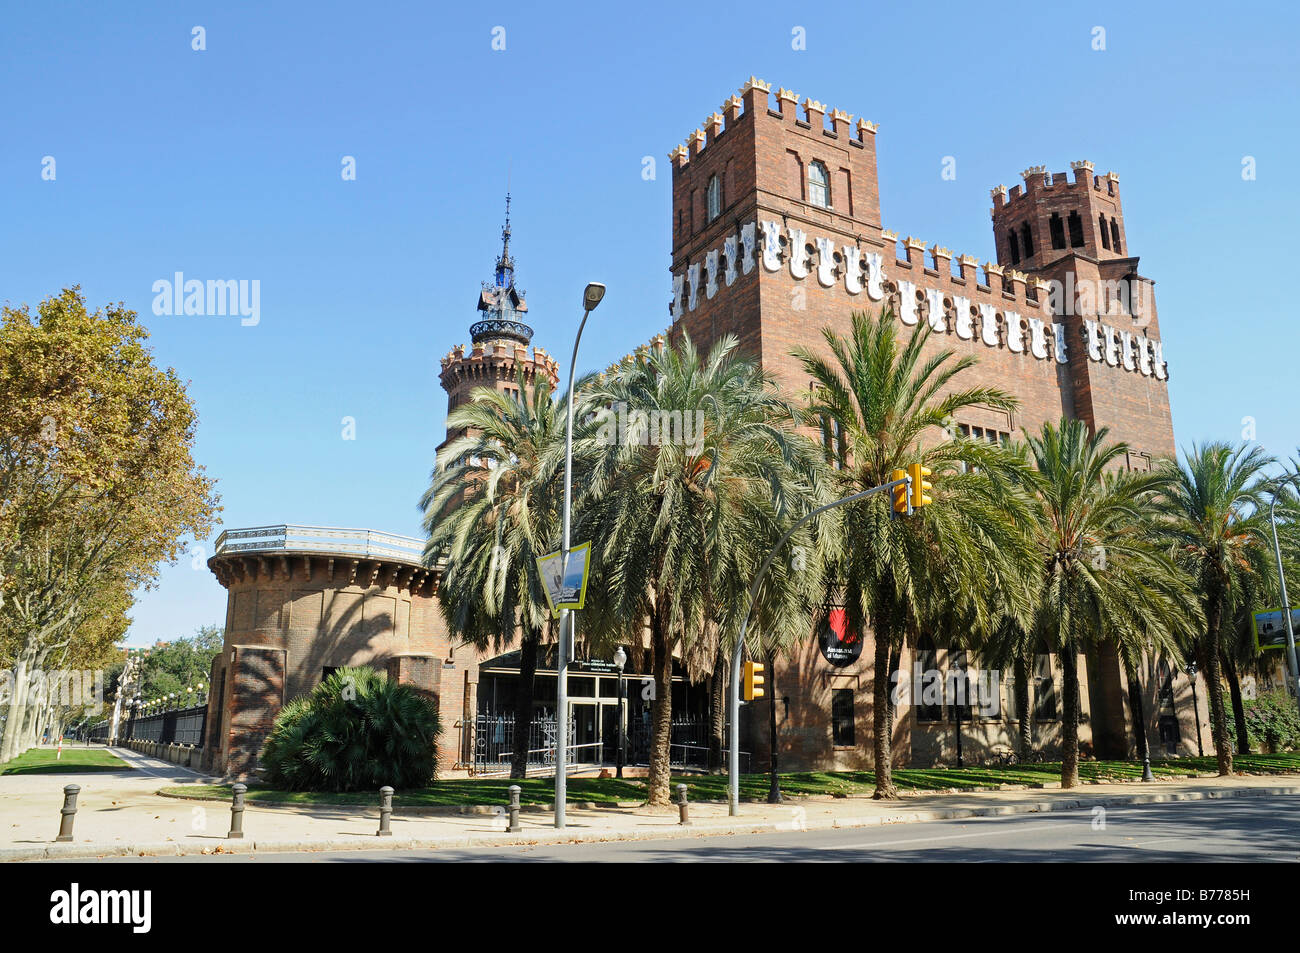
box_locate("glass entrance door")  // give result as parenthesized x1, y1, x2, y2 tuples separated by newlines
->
(572, 702, 600, 763)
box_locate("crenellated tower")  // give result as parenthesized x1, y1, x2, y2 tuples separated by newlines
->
(438, 195, 559, 453)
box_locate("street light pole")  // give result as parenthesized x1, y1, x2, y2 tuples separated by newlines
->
(1186, 661, 1203, 758)
(614, 646, 627, 779)
(1268, 477, 1300, 721)
(555, 281, 605, 830)
(729, 475, 911, 815)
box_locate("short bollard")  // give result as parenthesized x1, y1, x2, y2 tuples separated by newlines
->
(377, 786, 394, 836)
(55, 784, 81, 842)
(507, 785, 522, 833)
(676, 783, 691, 826)
(226, 782, 247, 839)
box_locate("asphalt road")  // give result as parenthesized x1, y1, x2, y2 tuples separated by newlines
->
(71, 795, 1300, 862)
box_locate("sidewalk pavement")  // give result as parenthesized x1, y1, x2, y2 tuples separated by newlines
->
(2, 746, 1297, 861)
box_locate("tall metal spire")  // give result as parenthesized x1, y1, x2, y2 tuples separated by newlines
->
(495, 192, 514, 288)
(474, 186, 532, 346)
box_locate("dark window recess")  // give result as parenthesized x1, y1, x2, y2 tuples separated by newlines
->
(1008, 229, 1020, 265)
(1049, 213, 1066, 249)
(916, 636, 942, 722)
(948, 650, 972, 723)
(831, 689, 855, 746)
(1099, 214, 1110, 249)
(1033, 654, 1057, 721)
(1067, 211, 1085, 247)
(1111, 220, 1122, 253)
(1020, 222, 1033, 257)
(322, 666, 339, 680)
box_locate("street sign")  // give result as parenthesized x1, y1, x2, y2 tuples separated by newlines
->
(537, 542, 592, 617)
(817, 605, 863, 667)
(1252, 606, 1300, 652)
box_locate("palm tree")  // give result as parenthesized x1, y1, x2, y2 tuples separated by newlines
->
(795, 307, 1037, 798)
(1154, 442, 1277, 775)
(1023, 420, 1201, 787)
(577, 335, 824, 806)
(420, 369, 566, 779)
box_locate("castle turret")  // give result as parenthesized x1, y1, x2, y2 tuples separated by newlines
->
(438, 195, 559, 450)
(990, 160, 1128, 269)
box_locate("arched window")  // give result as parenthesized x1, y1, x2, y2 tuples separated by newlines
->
(808, 160, 831, 208)
(1067, 211, 1085, 248)
(1033, 652, 1057, 721)
(948, 649, 972, 723)
(1020, 222, 1034, 258)
(1111, 219, 1122, 253)
(1049, 213, 1066, 249)
(1099, 213, 1110, 249)
(1008, 229, 1021, 265)
(706, 175, 721, 222)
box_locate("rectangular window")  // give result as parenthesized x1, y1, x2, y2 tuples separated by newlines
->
(1033, 654, 1057, 722)
(831, 689, 855, 746)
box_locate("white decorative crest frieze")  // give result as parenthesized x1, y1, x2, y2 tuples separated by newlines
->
(760, 220, 782, 272)
(788, 227, 810, 280)
(666, 217, 1166, 381)
(898, 280, 919, 325)
(815, 237, 836, 287)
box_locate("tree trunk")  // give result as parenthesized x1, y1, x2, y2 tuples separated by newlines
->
(767, 649, 780, 803)
(0, 646, 37, 763)
(1059, 646, 1081, 788)
(707, 647, 725, 774)
(645, 603, 674, 806)
(1124, 659, 1151, 765)
(1222, 653, 1251, 756)
(884, 645, 901, 735)
(509, 631, 540, 779)
(1203, 596, 1234, 775)
(1014, 653, 1032, 759)
(871, 631, 898, 799)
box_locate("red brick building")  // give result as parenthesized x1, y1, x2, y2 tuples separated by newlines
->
(664, 78, 1195, 768)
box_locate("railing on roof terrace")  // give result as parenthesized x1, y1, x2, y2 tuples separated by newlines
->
(212, 524, 426, 564)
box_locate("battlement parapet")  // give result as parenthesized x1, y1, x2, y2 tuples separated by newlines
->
(992, 158, 1122, 210)
(670, 78, 878, 170)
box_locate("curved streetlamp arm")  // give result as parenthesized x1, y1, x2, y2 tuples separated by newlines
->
(728, 475, 910, 815)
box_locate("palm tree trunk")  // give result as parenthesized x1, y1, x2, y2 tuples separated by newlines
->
(1222, 653, 1251, 756)
(1059, 646, 1081, 788)
(646, 601, 674, 806)
(884, 645, 901, 734)
(1014, 653, 1032, 759)
(509, 631, 540, 779)
(1203, 596, 1234, 775)
(872, 631, 898, 799)
(708, 647, 725, 774)
(1124, 659, 1151, 765)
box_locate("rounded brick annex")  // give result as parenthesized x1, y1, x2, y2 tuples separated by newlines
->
(201, 524, 462, 779)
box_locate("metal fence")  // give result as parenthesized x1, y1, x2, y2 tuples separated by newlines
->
(86, 704, 208, 747)
(473, 711, 743, 775)
(473, 712, 581, 777)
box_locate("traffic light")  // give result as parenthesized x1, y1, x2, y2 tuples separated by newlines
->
(908, 463, 933, 509)
(890, 468, 909, 515)
(742, 660, 766, 701)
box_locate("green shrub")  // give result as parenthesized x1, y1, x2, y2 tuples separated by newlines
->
(260, 667, 440, 791)
(1243, 689, 1300, 753)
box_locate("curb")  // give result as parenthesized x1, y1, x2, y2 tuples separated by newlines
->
(9, 783, 1298, 861)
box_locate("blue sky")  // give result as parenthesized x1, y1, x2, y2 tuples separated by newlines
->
(2, 1, 1296, 646)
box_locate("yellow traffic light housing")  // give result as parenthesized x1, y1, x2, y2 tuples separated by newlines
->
(908, 463, 933, 509)
(742, 660, 766, 701)
(890, 468, 909, 515)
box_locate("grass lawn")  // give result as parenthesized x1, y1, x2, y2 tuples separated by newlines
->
(159, 752, 1300, 807)
(0, 747, 129, 776)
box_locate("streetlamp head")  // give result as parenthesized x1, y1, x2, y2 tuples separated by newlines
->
(583, 282, 606, 311)
(1185, 661, 1198, 677)
(614, 646, 627, 671)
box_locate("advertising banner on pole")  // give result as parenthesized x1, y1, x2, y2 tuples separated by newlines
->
(537, 542, 592, 617)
